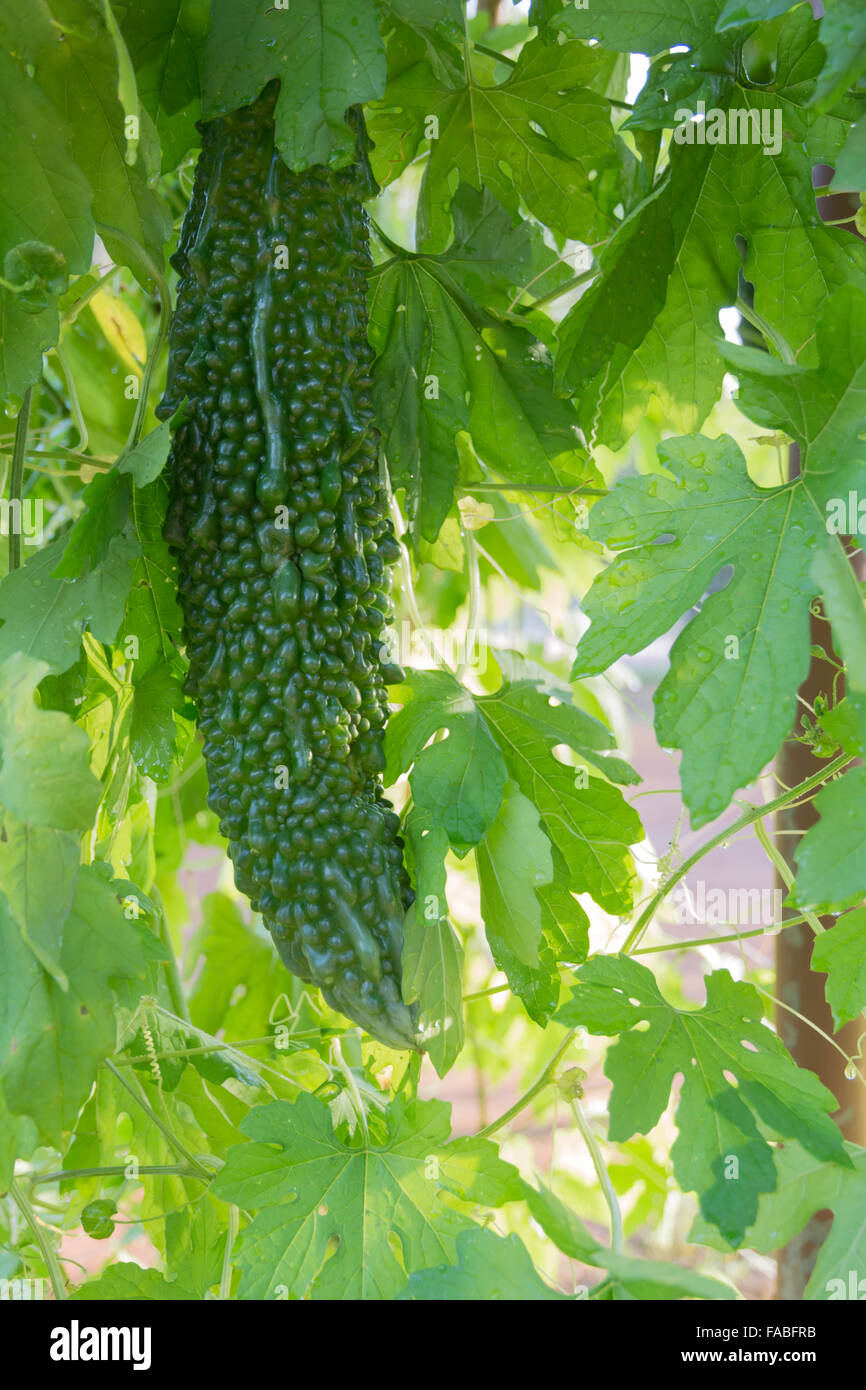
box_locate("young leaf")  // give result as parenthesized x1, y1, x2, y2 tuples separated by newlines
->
(793, 768, 866, 912)
(211, 1094, 521, 1299)
(811, 908, 866, 1029)
(556, 955, 851, 1245)
(398, 1226, 564, 1300)
(476, 781, 552, 969)
(402, 808, 465, 1077)
(385, 668, 508, 852)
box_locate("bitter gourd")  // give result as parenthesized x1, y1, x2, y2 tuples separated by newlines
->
(157, 83, 418, 1050)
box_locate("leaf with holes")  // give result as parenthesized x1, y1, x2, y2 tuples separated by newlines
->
(211, 1094, 521, 1299)
(556, 955, 850, 1244)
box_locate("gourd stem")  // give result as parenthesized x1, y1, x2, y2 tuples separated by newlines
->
(570, 1098, 624, 1253)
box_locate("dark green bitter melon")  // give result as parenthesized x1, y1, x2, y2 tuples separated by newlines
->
(157, 83, 418, 1050)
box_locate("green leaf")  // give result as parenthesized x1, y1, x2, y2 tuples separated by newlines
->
(398, 1226, 564, 1300)
(129, 663, 186, 781)
(555, 955, 850, 1245)
(35, 0, 171, 284)
(0, 3, 93, 392)
(555, 0, 727, 52)
(813, 0, 866, 108)
(0, 8, 93, 273)
(690, 1141, 866, 1300)
(716, 0, 797, 29)
(830, 115, 866, 191)
(556, 9, 866, 447)
(573, 432, 858, 827)
(596, 1250, 736, 1300)
(211, 1094, 521, 1299)
(811, 909, 866, 1029)
(0, 653, 102, 830)
(721, 286, 866, 491)
(385, 668, 507, 852)
(124, 476, 185, 676)
(477, 782, 561, 1024)
(477, 781, 552, 968)
(0, 294, 61, 400)
(378, 36, 617, 249)
(793, 767, 866, 911)
(165, 1195, 227, 1299)
(118, 420, 173, 487)
(116, 0, 212, 170)
(0, 864, 154, 1144)
(0, 815, 78, 987)
(521, 1178, 602, 1260)
(202, 0, 386, 169)
(368, 186, 592, 542)
(402, 808, 465, 1077)
(72, 1264, 197, 1300)
(0, 535, 138, 674)
(477, 679, 642, 914)
(52, 471, 133, 579)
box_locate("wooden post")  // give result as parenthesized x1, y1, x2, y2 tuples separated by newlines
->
(774, 447, 866, 1299)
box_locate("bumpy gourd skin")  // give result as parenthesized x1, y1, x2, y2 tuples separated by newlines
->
(157, 85, 418, 1050)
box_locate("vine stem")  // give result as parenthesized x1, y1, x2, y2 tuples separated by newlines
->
(458, 517, 482, 682)
(513, 266, 597, 315)
(459, 481, 607, 496)
(10, 1178, 68, 1300)
(474, 41, 516, 67)
(29, 1164, 203, 1189)
(219, 1204, 239, 1300)
(8, 386, 32, 572)
(621, 752, 849, 954)
(569, 1098, 624, 1253)
(110, 1036, 280, 1065)
(753, 818, 824, 936)
(476, 1029, 577, 1139)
